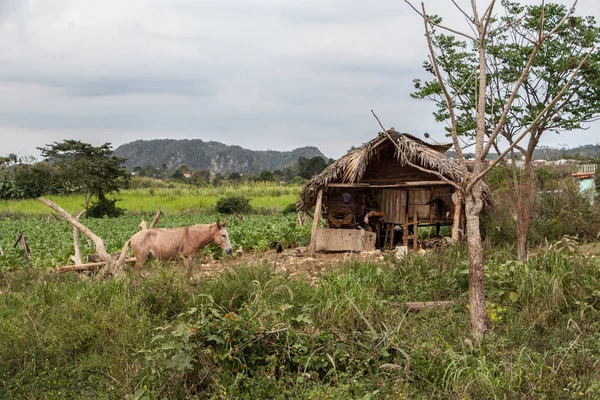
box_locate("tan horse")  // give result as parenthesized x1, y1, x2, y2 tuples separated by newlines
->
(120, 220, 232, 276)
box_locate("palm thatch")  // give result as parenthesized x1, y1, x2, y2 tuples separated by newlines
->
(297, 129, 492, 211)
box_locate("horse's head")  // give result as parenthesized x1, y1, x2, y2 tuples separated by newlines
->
(213, 220, 233, 254)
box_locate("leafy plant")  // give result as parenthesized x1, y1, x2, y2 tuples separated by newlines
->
(215, 195, 252, 214)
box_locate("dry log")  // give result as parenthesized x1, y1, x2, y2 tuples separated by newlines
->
(39, 197, 123, 277)
(57, 262, 106, 273)
(0, 244, 3, 255)
(150, 207, 161, 229)
(57, 257, 136, 274)
(71, 210, 86, 265)
(404, 301, 454, 311)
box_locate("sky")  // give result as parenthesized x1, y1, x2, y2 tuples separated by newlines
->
(0, 0, 599, 160)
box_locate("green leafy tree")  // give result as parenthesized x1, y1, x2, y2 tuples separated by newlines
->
(38, 140, 129, 212)
(406, 0, 593, 337)
(297, 156, 328, 179)
(412, 1, 600, 260)
(255, 170, 275, 182)
(227, 171, 242, 181)
(190, 169, 211, 186)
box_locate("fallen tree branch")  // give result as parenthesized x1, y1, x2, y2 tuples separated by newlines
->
(39, 197, 112, 263)
(150, 207, 161, 229)
(57, 258, 136, 273)
(70, 210, 86, 265)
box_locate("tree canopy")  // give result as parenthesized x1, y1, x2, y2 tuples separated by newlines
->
(38, 140, 129, 212)
(412, 1, 600, 149)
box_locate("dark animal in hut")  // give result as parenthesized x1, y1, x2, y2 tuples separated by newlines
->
(120, 220, 232, 276)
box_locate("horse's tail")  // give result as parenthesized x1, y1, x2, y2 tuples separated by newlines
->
(116, 238, 132, 270)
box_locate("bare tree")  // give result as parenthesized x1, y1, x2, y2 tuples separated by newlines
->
(405, 0, 595, 337)
(412, 2, 600, 260)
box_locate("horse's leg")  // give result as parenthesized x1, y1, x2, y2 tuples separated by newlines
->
(134, 251, 149, 274)
(185, 253, 198, 278)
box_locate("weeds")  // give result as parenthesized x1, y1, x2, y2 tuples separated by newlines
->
(2, 245, 600, 398)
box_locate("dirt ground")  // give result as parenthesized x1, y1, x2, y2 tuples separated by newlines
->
(189, 246, 392, 282)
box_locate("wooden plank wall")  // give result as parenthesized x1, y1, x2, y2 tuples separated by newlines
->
(407, 189, 431, 220)
(380, 189, 407, 224)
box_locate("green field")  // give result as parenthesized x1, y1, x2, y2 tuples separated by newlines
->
(0, 182, 303, 216)
(0, 212, 310, 269)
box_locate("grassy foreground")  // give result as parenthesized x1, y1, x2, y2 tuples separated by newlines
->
(2, 245, 600, 398)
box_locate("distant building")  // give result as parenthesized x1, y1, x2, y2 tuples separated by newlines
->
(572, 164, 597, 204)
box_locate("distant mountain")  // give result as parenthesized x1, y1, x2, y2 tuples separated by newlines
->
(114, 139, 327, 174)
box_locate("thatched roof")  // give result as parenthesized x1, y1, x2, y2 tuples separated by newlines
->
(297, 129, 491, 211)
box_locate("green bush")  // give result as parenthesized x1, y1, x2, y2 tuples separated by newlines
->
(282, 202, 298, 214)
(86, 196, 125, 218)
(215, 194, 252, 214)
(531, 183, 600, 243)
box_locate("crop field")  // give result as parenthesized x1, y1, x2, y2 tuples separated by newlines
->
(0, 212, 310, 269)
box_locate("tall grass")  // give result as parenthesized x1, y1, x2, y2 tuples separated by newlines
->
(0, 182, 303, 216)
(3, 245, 600, 398)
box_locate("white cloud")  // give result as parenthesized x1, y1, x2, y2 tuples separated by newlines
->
(0, 0, 598, 160)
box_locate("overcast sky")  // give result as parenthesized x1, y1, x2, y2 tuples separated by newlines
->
(0, 0, 598, 160)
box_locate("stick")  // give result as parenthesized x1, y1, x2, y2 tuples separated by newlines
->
(57, 258, 136, 273)
(150, 207, 161, 229)
(13, 232, 32, 259)
(72, 210, 86, 265)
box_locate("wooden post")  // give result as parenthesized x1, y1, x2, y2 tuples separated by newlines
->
(452, 190, 463, 243)
(309, 189, 323, 256)
(412, 209, 418, 250)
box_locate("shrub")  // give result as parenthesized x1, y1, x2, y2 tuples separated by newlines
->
(86, 196, 125, 218)
(282, 203, 298, 214)
(531, 183, 600, 243)
(215, 195, 252, 214)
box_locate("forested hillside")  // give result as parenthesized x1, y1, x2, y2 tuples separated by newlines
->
(114, 139, 326, 174)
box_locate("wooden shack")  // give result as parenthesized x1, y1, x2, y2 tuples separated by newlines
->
(297, 129, 491, 252)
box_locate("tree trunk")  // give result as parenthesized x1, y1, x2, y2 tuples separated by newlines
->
(515, 152, 534, 260)
(452, 190, 463, 242)
(465, 185, 490, 338)
(508, 144, 535, 261)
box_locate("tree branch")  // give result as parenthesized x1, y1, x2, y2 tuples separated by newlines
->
(468, 46, 596, 191)
(420, 2, 467, 166)
(404, 1, 478, 42)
